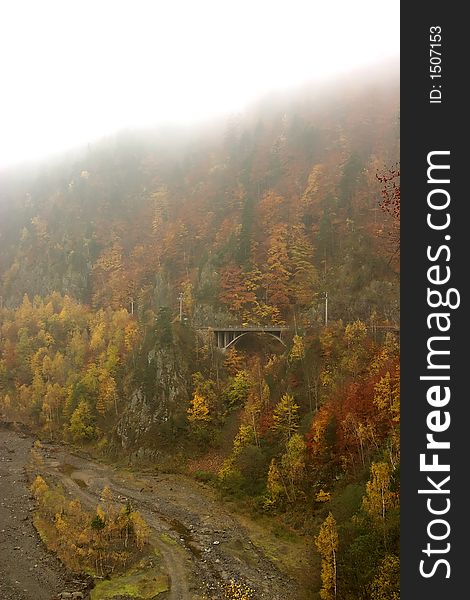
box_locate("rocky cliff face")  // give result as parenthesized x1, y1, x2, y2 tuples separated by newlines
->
(115, 329, 194, 457)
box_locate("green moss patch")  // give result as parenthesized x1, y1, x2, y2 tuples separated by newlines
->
(91, 568, 170, 599)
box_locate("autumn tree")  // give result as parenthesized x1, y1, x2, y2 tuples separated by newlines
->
(187, 392, 210, 424)
(266, 458, 285, 505)
(362, 462, 398, 551)
(341, 320, 369, 378)
(129, 510, 151, 551)
(181, 280, 195, 319)
(242, 392, 263, 448)
(224, 347, 244, 375)
(289, 334, 305, 363)
(92, 239, 126, 309)
(374, 369, 400, 425)
(42, 382, 66, 436)
(69, 400, 96, 442)
(232, 424, 256, 456)
(219, 265, 258, 316)
(289, 225, 317, 307)
(263, 224, 291, 312)
(96, 370, 118, 416)
(315, 512, 339, 600)
(280, 433, 306, 500)
(226, 370, 251, 408)
(271, 393, 299, 442)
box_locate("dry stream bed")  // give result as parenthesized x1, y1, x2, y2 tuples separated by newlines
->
(0, 426, 310, 600)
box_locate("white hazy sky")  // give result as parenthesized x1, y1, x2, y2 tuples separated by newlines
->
(0, 0, 399, 168)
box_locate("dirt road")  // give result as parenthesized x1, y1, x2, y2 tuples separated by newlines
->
(0, 426, 306, 599)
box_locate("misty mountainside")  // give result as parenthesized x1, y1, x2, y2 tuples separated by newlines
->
(0, 74, 400, 599)
(0, 73, 399, 322)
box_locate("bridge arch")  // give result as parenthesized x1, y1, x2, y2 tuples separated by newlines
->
(212, 326, 288, 351)
(225, 330, 286, 350)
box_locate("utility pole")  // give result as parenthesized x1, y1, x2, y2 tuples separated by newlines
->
(129, 297, 135, 315)
(324, 291, 328, 326)
(178, 292, 183, 322)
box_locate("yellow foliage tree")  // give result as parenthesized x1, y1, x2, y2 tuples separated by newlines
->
(187, 392, 210, 423)
(130, 510, 151, 551)
(280, 433, 306, 500)
(224, 347, 244, 375)
(271, 393, 299, 442)
(289, 334, 305, 362)
(182, 280, 195, 318)
(96, 372, 118, 416)
(232, 424, 256, 456)
(315, 512, 339, 600)
(363, 462, 398, 550)
(266, 458, 284, 504)
(90, 319, 106, 353)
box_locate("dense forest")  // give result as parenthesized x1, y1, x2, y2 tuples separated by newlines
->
(0, 73, 399, 599)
